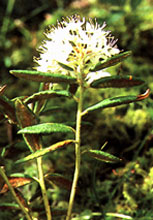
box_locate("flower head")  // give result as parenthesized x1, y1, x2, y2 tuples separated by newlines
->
(34, 15, 120, 85)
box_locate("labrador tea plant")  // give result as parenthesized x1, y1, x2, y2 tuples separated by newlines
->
(0, 15, 149, 220)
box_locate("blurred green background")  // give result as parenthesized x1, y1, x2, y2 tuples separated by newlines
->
(0, 0, 153, 219)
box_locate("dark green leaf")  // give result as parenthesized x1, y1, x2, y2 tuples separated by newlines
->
(86, 150, 121, 163)
(18, 123, 75, 135)
(57, 62, 74, 71)
(90, 51, 132, 72)
(16, 140, 75, 163)
(90, 75, 144, 88)
(10, 70, 76, 84)
(24, 90, 72, 104)
(83, 89, 150, 114)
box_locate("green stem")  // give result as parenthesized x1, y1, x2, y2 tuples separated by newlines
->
(66, 84, 84, 220)
(0, 166, 33, 220)
(37, 157, 52, 220)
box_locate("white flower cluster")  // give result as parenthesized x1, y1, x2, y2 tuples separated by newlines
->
(34, 15, 120, 84)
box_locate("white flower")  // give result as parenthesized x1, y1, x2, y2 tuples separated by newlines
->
(34, 14, 120, 85)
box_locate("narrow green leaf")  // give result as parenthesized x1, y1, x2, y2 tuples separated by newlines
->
(86, 150, 121, 163)
(82, 90, 149, 115)
(106, 213, 133, 219)
(0, 203, 19, 209)
(57, 61, 74, 71)
(10, 70, 76, 84)
(16, 140, 75, 163)
(24, 90, 72, 104)
(0, 95, 17, 124)
(90, 51, 132, 72)
(90, 75, 144, 88)
(15, 99, 42, 152)
(18, 123, 75, 134)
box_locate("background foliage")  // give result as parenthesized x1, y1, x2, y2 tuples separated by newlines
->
(0, 0, 153, 219)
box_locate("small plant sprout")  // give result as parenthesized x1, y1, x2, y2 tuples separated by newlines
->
(0, 14, 149, 220)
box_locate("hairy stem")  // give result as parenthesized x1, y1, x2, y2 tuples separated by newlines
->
(0, 166, 33, 220)
(37, 157, 52, 220)
(66, 84, 84, 220)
